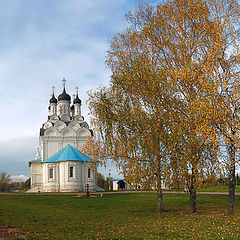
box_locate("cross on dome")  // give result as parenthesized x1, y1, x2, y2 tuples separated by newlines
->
(34, 147, 41, 161)
(73, 86, 81, 104)
(75, 86, 79, 94)
(51, 86, 55, 96)
(58, 78, 71, 101)
(49, 85, 57, 103)
(62, 78, 67, 87)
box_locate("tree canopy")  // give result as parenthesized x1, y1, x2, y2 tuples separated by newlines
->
(84, 0, 240, 214)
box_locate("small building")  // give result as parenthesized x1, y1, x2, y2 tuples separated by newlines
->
(112, 179, 128, 191)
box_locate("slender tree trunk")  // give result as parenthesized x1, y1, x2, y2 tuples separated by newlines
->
(189, 167, 196, 213)
(189, 187, 196, 213)
(156, 143, 164, 213)
(228, 141, 236, 214)
(156, 161, 164, 212)
(157, 188, 164, 212)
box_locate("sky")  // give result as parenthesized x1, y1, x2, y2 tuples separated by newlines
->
(0, 0, 159, 182)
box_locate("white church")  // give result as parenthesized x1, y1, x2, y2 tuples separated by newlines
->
(28, 80, 98, 192)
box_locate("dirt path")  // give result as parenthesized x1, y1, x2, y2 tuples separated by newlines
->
(1, 190, 240, 196)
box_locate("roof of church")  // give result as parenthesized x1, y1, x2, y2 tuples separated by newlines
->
(58, 86, 71, 101)
(43, 144, 91, 163)
(49, 93, 57, 103)
(73, 93, 81, 104)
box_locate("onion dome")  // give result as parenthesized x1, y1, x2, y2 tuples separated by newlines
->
(49, 93, 57, 104)
(58, 86, 71, 101)
(74, 93, 81, 104)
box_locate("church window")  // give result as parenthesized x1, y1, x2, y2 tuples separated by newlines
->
(49, 168, 53, 178)
(88, 168, 91, 178)
(70, 166, 73, 178)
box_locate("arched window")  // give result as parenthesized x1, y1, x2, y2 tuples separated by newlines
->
(88, 168, 91, 178)
(49, 168, 53, 178)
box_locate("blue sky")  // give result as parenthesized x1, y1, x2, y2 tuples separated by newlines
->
(0, 0, 159, 181)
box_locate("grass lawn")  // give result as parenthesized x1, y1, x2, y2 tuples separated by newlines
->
(0, 193, 240, 239)
(199, 185, 240, 192)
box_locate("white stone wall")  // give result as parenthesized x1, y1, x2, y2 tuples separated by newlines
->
(42, 161, 97, 192)
(59, 162, 81, 192)
(49, 103, 57, 116)
(73, 103, 81, 117)
(42, 163, 59, 192)
(30, 162, 43, 188)
(58, 100, 70, 121)
(113, 180, 118, 191)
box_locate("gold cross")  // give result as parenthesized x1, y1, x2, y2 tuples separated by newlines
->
(52, 86, 55, 94)
(76, 86, 79, 93)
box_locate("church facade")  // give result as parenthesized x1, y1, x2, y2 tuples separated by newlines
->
(28, 81, 97, 192)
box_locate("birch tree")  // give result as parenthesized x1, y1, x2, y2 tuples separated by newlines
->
(85, 0, 240, 213)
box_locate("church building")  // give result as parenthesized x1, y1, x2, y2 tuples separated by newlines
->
(28, 79, 97, 192)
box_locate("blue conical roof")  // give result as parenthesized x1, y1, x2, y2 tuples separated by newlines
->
(43, 145, 91, 163)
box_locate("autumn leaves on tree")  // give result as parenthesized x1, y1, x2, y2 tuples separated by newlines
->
(82, 0, 240, 214)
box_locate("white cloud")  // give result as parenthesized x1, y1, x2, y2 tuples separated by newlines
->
(97, 161, 124, 180)
(10, 175, 29, 183)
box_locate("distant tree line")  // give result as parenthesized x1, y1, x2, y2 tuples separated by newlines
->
(0, 171, 30, 192)
(97, 172, 113, 191)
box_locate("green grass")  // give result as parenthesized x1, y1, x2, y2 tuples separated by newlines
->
(199, 185, 240, 192)
(0, 193, 240, 239)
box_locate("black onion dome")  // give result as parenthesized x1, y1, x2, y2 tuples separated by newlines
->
(58, 87, 71, 101)
(74, 93, 81, 104)
(49, 93, 57, 103)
